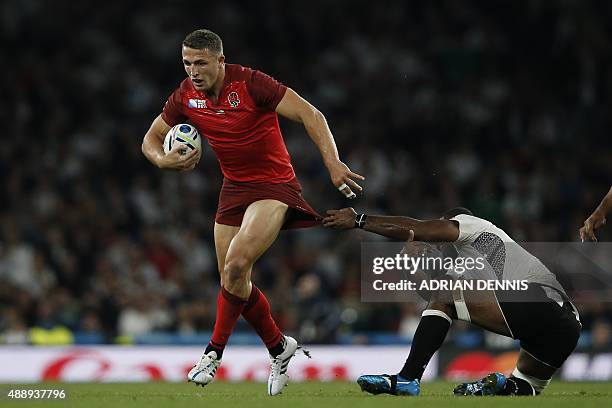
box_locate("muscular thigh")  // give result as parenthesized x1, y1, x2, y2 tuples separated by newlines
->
(463, 288, 512, 337)
(224, 199, 288, 271)
(502, 295, 581, 370)
(427, 288, 512, 336)
(214, 223, 240, 275)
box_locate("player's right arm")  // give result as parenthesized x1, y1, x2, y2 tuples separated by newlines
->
(322, 207, 460, 242)
(580, 186, 612, 242)
(141, 114, 200, 171)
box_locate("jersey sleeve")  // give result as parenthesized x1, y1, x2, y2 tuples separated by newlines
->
(161, 88, 186, 126)
(246, 70, 287, 110)
(451, 214, 487, 245)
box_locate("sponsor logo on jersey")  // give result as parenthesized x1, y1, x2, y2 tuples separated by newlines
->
(188, 99, 207, 109)
(227, 91, 240, 108)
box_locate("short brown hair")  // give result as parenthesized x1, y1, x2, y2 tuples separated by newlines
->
(182, 29, 223, 54)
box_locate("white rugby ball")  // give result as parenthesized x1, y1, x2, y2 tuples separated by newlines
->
(163, 124, 201, 155)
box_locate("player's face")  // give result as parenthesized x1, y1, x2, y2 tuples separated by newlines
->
(182, 46, 224, 92)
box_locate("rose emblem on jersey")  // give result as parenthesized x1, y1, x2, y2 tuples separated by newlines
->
(227, 91, 240, 108)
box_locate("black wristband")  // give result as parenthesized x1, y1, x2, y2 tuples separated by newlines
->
(355, 213, 368, 229)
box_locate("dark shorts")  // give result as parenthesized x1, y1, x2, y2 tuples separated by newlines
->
(499, 284, 581, 368)
(216, 178, 322, 229)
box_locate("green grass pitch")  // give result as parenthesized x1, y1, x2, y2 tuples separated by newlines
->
(1, 381, 611, 407)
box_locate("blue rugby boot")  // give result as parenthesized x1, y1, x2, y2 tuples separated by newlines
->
(357, 374, 420, 396)
(453, 372, 506, 396)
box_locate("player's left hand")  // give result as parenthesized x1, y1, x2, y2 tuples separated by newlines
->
(579, 211, 607, 242)
(322, 207, 357, 229)
(326, 159, 365, 199)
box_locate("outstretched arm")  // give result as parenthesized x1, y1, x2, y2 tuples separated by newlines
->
(322, 208, 460, 242)
(276, 89, 365, 198)
(580, 186, 612, 242)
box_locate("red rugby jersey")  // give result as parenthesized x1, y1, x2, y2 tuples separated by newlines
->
(161, 64, 295, 183)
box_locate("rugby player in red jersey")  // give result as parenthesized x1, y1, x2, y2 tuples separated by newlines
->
(141, 29, 364, 395)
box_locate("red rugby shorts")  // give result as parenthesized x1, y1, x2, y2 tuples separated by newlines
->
(216, 178, 321, 229)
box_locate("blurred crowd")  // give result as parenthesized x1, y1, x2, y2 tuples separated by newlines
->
(1, 0, 611, 347)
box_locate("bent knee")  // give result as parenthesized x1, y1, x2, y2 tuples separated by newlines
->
(223, 255, 252, 284)
(550, 313, 581, 357)
(521, 316, 581, 369)
(558, 318, 581, 355)
(428, 301, 457, 320)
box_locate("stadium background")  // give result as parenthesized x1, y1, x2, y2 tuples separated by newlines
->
(1, 0, 611, 382)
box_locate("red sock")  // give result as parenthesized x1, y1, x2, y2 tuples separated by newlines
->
(208, 287, 248, 354)
(242, 285, 283, 349)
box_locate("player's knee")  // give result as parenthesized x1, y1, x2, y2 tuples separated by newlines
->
(520, 314, 581, 371)
(428, 301, 456, 320)
(558, 319, 581, 357)
(223, 255, 251, 286)
(551, 311, 582, 363)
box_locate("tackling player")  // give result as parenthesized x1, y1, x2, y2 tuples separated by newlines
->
(580, 186, 612, 242)
(141, 29, 364, 395)
(323, 207, 581, 397)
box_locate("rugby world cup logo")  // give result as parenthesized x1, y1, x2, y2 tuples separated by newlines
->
(227, 91, 240, 108)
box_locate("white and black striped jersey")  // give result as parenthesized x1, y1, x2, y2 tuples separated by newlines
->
(449, 214, 567, 303)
